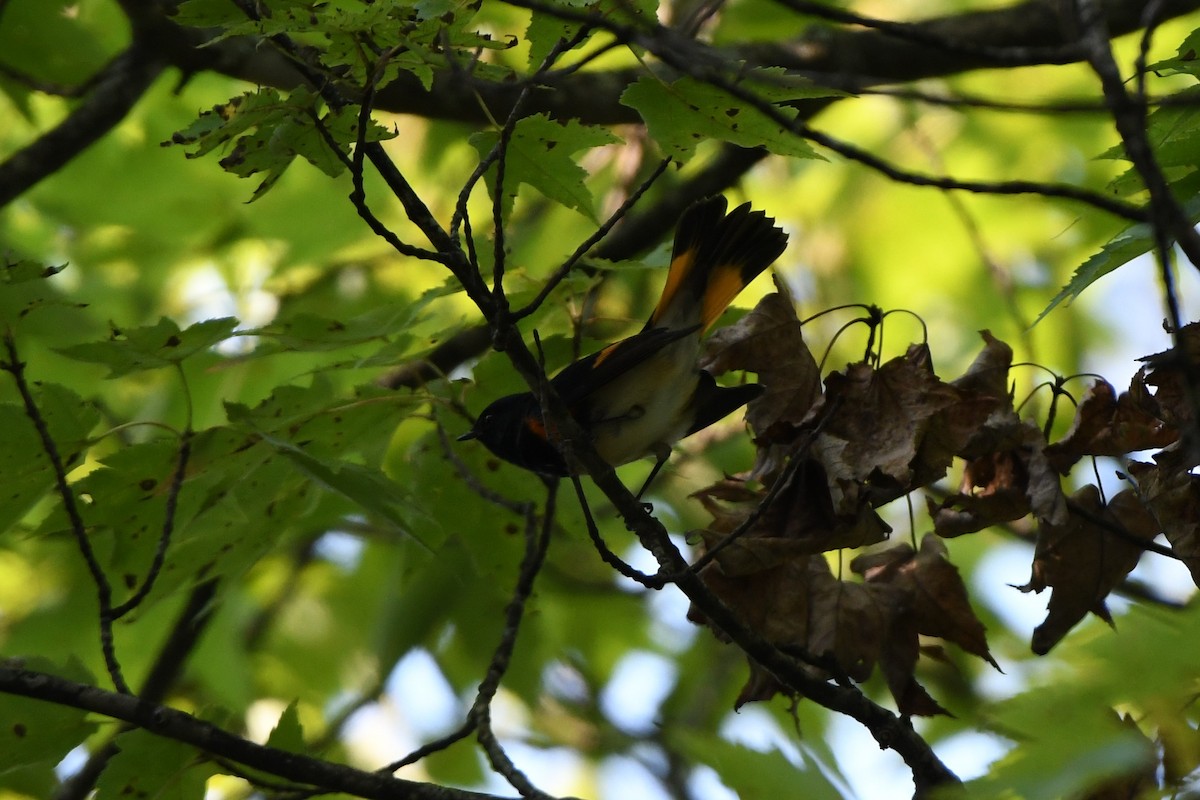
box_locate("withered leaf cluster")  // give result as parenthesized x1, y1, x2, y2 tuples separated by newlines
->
(690, 296, 1196, 716)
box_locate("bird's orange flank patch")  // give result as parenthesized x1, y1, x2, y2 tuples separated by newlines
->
(524, 415, 547, 439)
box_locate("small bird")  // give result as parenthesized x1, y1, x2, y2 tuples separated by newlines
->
(459, 197, 788, 492)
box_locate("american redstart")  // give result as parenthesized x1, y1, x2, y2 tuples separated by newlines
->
(459, 197, 788, 491)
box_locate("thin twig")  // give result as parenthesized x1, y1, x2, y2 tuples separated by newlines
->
(1064, 497, 1181, 561)
(850, 85, 1200, 115)
(477, 489, 554, 706)
(476, 703, 556, 800)
(471, 486, 557, 799)
(110, 431, 192, 620)
(686, 57, 1147, 222)
(1, 333, 129, 694)
(383, 720, 476, 774)
(1075, 0, 1200, 447)
(381, 485, 556, 790)
(512, 157, 672, 322)
(572, 476, 662, 588)
(344, 52, 445, 263)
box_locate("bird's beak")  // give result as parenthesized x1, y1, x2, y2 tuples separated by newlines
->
(457, 430, 478, 442)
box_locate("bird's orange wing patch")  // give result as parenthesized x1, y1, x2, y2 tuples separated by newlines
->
(648, 247, 697, 328)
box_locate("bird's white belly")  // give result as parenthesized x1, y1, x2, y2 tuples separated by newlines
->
(586, 340, 700, 466)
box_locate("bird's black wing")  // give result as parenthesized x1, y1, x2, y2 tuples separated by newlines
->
(550, 325, 700, 406)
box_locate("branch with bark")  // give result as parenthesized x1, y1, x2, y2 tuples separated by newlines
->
(112, 0, 1200, 125)
(3, 0, 1197, 210)
(0, 662, 516, 800)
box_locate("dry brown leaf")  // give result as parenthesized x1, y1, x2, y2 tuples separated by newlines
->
(812, 338, 1010, 513)
(931, 417, 1067, 537)
(807, 572, 894, 681)
(927, 491, 1025, 538)
(849, 538, 996, 716)
(734, 662, 786, 710)
(1027, 446, 1070, 527)
(1127, 460, 1200, 587)
(700, 294, 823, 482)
(693, 529, 819, 576)
(1017, 485, 1158, 655)
(852, 536, 999, 669)
(930, 450, 1032, 537)
(1045, 378, 1177, 474)
(691, 553, 817, 647)
(756, 458, 892, 553)
(915, 392, 1003, 488)
(701, 293, 822, 437)
(690, 457, 890, 602)
(816, 345, 963, 505)
(692, 547, 903, 707)
(1140, 321, 1200, 366)
(905, 535, 1000, 669)
(838, 543, 950, 716)
(1138, 322, 1200, 431)
(692, 478, 761, 506)
(875, 594, 950, 717)
(849, 543, 914, 582)
(952, 330, 1013, 401)
(691, 554, 837, 708)
(693, 484, 755, 535)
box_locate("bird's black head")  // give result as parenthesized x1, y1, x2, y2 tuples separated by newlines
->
(458, 393, 569, 476)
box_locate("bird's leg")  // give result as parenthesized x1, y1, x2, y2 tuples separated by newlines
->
(634, 443, 672, 505)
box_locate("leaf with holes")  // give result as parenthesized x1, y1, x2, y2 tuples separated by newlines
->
(0, 659, 97, 797)
(469, 113, 620, 221)
(621, 73, 830, 162)
(56, 317, 238, 377)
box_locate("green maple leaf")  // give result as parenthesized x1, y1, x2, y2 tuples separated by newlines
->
(470, 113, 621, 222)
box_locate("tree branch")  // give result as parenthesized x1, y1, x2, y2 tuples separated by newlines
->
(54, 579, 220, 800)
(1076, 0, 1200, 267)
(0, 45, 164, 209)
(0, 334, 129, 694)
(377, 144, 770, 390)
(0, 663, 517, 800)
(124, 0, 1200, 126)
